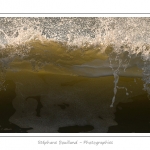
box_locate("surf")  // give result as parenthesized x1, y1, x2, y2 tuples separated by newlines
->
(0, 17, 149, 107)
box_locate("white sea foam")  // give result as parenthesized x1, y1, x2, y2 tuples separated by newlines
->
(0, 17, 150, 106)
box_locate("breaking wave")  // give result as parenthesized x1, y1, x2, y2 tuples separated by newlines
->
(0, 17, 150, 107)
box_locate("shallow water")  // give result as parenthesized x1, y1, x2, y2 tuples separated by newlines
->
(0, 17, 150, 132)
(0, 71, 146, 133)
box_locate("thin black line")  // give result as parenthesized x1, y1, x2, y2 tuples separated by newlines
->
(0, 13, 150, 14)
(0, 136, 150, 137)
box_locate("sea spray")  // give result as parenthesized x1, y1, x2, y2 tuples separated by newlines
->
(0, 18, 149, 106)
(107, 48, 131, 107)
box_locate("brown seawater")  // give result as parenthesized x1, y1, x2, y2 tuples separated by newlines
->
(0, 18, 149, 132)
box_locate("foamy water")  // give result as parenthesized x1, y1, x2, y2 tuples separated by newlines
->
(0, 17, 149, 107)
